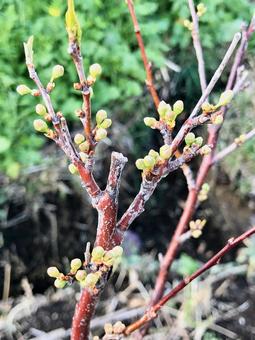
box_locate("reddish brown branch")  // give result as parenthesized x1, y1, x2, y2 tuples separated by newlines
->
(124, 225, 255, 335)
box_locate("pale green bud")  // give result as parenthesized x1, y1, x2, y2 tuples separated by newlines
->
(143, 155, 156, 169)
(104, 323, 113, 334)
(148, 149, 159, 160)
(70, 258, 82, 270)
(159, 145, 172, 160)
(47, 266, 60, 278)
(33, 119, 48, 133)
(135, 159, 146, 170)
(201, 102, 215, 113)
(75, 270, 87, 282)
(51, 65, 64, 82)
(217, 90, 234, 107)
(195, 136, 203, 147)
(173, 100, 184, 115)
(144, 117, 157, 128)
(110, 246, 123, 258)
(200, 145, 211, 155)
(89, 63, 102, 78)
(202, 183, 210, 192)
(79, 152, 88, 163)
(36, 104, 47, 116)
(212, 114, 224, 125)
(95, 128, 107, 141)
(103, 252, 114, 266)
(185, 132, 196, 146)
(158, 101, 171, 118)
(68, 163, 78, 174)
(16, 85, 32, 95)
(74, 133, 85, 145)
(54, 278, 66, 289)
(91, 246, 105, 261)
(100, 118, 112, 129)
(96, 110, 107, 125)
(79, 141, 90, 152)
(84, 272, 100, 288)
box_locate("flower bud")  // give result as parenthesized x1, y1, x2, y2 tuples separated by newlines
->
(96, 110, 107, 125)
(201, 102, 215, 113)
(113, 321, 126, 334)
(95, 128, 107, 142)
(100, 118, 112, 129)
(103, 252, 114, 266)
(159, 145, 172, 160)
(79, 141, 90, 152)
(149, 149, 160, 160)
(195, 136, 203, 147)
(54, 278, 66, 289)
(74, 133, 85, 145)
(75, 270, 87, 282)
(144, 117, 157, 128)
(51, 65, 64, 82)
(89, 63, 102, 78)
(185, 132, 196, 146)
(84, 272, 100, 288)
(173, 100, 184, 115)
(135, 159, 146, 170)
(36, 104, 47, 116)
(33, 119, 48, 133)
(212, 114, 224, 125)
(47, 266, 60, 278)
(158, 101, 171, 118)
(91, 246, 105, 262)
(143, 155, 156, 169)
(202, 183, 210, 192)
(104, 323, 113, 334)
(192, 230, 202, 238)
(71, 258, 82, 271)
(68, 163, 78, 174)
(217, 90, 234, 107)
(200, 145, 211, 155)
(17, 85, 32, 95)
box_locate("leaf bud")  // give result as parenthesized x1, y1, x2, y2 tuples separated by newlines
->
(17, 85, 32, 95)
(36, 104, 47, 116)
(159, 145, 172, 160)
(75, 270, 87, 282)
(54, 278, 67, 289)
(185, 132, 196, 146)
(89, 63, 102, 78)
(202, 183, 210, 192)
(79, 141, 90, 152)
(173, 100, 184, 115)
(68, 163, 78, 174)
(212, 114, 224, 125)
(104, 323, 113, 334)
(201, 102, 215, 113)
(148, 149, 160, 160)
(200, 145, 211, 155)
(158, 101, 171, 118)
(135, 159, 146, 170)
(95, 128, 107, 142)
(47, 266, 60, 278)
(144, 117, 157, 128)
(192, 230, 202, 238)
(143, 155, 156, 169)
(217, 90, 234, 107)
(100, 118, 112, 129)
(110, 246, 123, 258)
(91, 246, 105, 262)
(96, 110, 107, 125)
(113, 321, 126, 334)
(70, 258, 82, 271)
(84, 272, 100, 288)
(74, 133, 85, 145)
(33, 119, 48, 133)
(51, 65, 64, 82)
(195, 136, 203, 147)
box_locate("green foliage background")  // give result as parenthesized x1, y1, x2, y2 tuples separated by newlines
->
(0, 0, 254, 178)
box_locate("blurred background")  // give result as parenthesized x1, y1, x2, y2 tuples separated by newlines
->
(1, 0, 255, 339)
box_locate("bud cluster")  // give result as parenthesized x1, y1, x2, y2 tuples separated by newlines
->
(198, 183, 210, 202)
(183, 19, 194, 31)
(95, 110, 112, 142)
(189, 219, 206, 238)
(234, 134, 246, 145)
(202, 90, 234, 115)
(103, 321, 126, 336)
(157, 100, 184, 129)
(197, 3, 207, 17)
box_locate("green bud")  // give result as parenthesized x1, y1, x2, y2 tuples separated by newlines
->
(68, 163, 78, 174)
(17, 85, 32, 95)
(201, 102, 215, 113)
(84, 272, 100, 288)
(158, 101, 171, 118)
(200, 145, 211, 155)
(96, 110, 108, 125)
(74, 133, 85, 145)
(70, 258, 82, 270)
(89, 63, 102, 78)
(217, 90, 234, 107)
(75, 270, 87, 282)
(47, 266, 60, 278)
(148, 149, 160, 160)
(54, 278, 67, 289)
(103, 252, 114, 266)
(144, 117, 157, 128)
(202, 183, 210, 192)
(212, 115, 224, 125)
(135, 159, 146, 170)
(185, 132, 196, 146)
(33, 119, 48, 133)
(195, 136, 203, 147)
(143, 155, 156, 169)
(159, 145, 172, 160)
(91, 246, 105, 261)
(36, 104, 47, 116)
(23, 36, 34, 65)
(51, 65, 64, 82)
(95, 128, 107, 142)
(79, 141, 90, 152)
(173, 100, 184, 115)
(79, 152, 88, 163)
(100, 118, 112, 129)
(110, 246, 123, 258)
